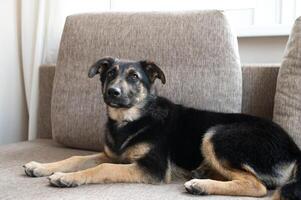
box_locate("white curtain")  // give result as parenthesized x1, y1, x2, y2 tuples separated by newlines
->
(21, 0, 47, 140)
(21, 0, 109, 139)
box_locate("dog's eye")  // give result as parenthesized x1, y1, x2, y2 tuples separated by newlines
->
(128, 73, 139, 82)
(107, 70, 116, 79)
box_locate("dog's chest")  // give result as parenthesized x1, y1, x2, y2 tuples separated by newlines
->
(105, 117, 152, 163)
(104, 143, 151, 163)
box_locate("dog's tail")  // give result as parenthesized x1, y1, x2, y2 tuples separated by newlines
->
(275, 159, 301, 200)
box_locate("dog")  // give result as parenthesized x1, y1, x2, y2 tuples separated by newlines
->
(24, 57, 301, 199)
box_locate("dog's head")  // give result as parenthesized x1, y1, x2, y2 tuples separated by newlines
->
(88, 57, 165, 108)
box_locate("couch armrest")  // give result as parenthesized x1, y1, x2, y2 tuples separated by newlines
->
(242, 64, 280, 119)
(37, 64, 56, 138)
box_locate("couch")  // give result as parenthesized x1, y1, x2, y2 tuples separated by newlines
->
(0, 11, 282, 199)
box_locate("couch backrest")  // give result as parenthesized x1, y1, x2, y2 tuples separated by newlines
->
(51, 11, 242, 151)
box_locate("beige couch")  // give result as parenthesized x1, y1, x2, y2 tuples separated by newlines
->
(0, 11, 282, 199)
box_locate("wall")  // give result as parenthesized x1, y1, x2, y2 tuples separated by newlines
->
(0, 0, 28, 144)
(238, 36, 288, 64)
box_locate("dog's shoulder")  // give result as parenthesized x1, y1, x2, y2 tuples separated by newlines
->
(147, 96, 181, 121)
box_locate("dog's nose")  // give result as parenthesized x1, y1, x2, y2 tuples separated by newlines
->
(108, 87, 121, 97)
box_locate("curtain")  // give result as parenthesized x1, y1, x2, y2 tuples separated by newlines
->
(21, 0, 47, 140)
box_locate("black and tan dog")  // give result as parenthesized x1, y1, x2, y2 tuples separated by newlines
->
(24, 57, 301, 199)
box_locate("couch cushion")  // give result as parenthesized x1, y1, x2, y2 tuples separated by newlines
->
(0, 139, 272, 200)
(273, 17, 301, 147)
(51, 11, 242, 151)
(242, 65, 279, 119)
(37, 65, 55, 139)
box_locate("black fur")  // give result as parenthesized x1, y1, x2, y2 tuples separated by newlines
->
(280, 159, 301, 199)
(90, 57, 301, 199)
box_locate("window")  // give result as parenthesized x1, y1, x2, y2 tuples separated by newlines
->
(109, 0, 300, 37)
(44, 0, 299, 63)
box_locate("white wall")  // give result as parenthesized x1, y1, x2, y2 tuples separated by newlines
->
(238, 36, 288, 64)
(0, 0, 28, 144)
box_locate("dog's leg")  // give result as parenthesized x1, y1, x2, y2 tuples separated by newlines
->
(24, 153, 112, 177)
(184, 177, 267, 196)
(48, 162, 157, 187)
(185, 132, 267, 197)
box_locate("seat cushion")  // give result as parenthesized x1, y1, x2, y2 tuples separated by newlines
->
(0, 139, 273, 200)
(52, 10, 242, 151)
(273, 17, 301, 147)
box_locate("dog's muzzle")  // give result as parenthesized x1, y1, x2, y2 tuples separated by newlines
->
(104, 87, 131, 108)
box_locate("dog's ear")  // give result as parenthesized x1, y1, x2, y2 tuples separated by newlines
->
(140, 60, 166, 84)
(88, 57, 115, 78)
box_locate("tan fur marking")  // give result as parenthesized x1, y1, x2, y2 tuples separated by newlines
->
(125, 66, 139, 75)
(136, 83, 148, 103)
(107, 106, 141, 123)
(201, 132, 235, 180)
(24, 153, 112, 177)
(242, 164, 257, 176)
(271, 189, 281, 200)
(104, 143, 152, 163)
(185, 178, 267, 197)
(45, 153, 111, 172)
(120, 143, 152, 163)
(121, 79, 129, 94)
(194, 132, 267, 197)
(243, 162, 296, 187)
(113, 64, 119, 70)
(86, 163, 156, 184)
(48, 143, 157, 186)
(49, 162, 158, 186)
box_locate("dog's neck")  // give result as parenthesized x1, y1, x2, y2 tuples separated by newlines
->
(107, 106, 142, 124)
(107, 95, 157, 124)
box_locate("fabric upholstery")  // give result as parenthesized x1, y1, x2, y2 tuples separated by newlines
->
(242, 65, 279, 119)
(0, 139, 273, 200)
(37, 65, 55, 139)
(273, 17, 301, 147)
(51, 11, 242, 151)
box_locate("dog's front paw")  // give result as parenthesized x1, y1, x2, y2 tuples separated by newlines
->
(23, 161, 53, 177)
(48, 172, 84, 187)
(184, 179, 208, 195)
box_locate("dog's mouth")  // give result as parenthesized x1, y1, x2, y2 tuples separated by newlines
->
(107, 102, 130, 108)
(104, 96, 132, 108)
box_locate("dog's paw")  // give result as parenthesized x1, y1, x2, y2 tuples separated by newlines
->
(184, 179, 208, 195)
(48, 172, 83, 187)
(23, 161, 53, 177)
